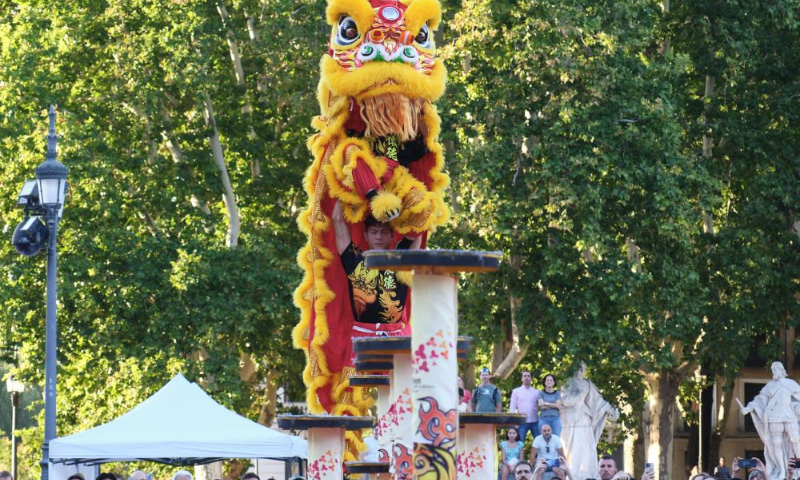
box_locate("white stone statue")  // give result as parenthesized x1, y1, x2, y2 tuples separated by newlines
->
(736, 361, 800, 480)
(560, 362, 620, 480)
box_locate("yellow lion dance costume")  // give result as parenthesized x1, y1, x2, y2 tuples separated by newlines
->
(292, 0, 449, 460)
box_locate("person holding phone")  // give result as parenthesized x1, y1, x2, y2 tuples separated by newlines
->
(532, 424, 566, 480)
(787, 457, 800, 479)
(731, 457, 768, 480)
(641, 462, 656, 480)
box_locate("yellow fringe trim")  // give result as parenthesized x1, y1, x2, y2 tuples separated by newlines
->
(294, 77, 449, 421)
(405, 0, 442, 34)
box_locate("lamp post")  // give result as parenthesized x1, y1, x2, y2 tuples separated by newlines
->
(11, 105, 68, 480)
(6, 377, 26, 480)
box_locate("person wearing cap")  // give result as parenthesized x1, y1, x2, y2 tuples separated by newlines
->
(470, 367, 502, 413)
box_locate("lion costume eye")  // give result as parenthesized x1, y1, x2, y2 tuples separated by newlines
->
(415, 23, 430, 48)
(337, 16, 360, 45)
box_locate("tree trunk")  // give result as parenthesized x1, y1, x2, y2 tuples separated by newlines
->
(122, 103, 157, 165)
(160, 105, 213, 216)
(703, 75, 715, 159)
(624, 411, 647, 476)
(217, 1, 245, 87)
(645, 371, 683, 480)
(194, 462, 222, 480)
(493, 255, 529, 380)
(659, 0, 671, 55)
(626, 237, 642, 273)
(217, 1, 261, 178)
(708, 377, 734, 466)
(203, 93, 241, 248)
(257, 370, 279, 427)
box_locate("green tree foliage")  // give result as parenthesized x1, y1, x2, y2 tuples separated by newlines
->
(0, 0, 325, 475)
(438, 0, 798, 477)
(0, 0, 797, 479)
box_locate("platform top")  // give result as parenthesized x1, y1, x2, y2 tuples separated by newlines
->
(277, 414, 374, 430)
(348, 375, 391, 386)
(353, 354, 393, 362)
(459, 413, 527, 426)
(364, 249, 502, 273)
(354, 361, 395, 372)
(344, 461, 391, 473)
(354, 335, 472, 355)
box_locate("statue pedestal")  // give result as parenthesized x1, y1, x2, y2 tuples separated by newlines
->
(277, 415, 373, 480)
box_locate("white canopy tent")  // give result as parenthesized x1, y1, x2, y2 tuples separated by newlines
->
(49, 373, 306, 467)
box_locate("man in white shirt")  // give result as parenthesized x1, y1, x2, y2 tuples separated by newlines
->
(531, 424, 565, 480)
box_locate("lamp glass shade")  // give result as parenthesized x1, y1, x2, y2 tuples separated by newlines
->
(34, 159, 68, 207)
(5, 377, 25, 394)
(37, 177, 64, 206)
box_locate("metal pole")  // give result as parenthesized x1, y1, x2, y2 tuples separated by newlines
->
(698, 386, 703, 474)
(40, 206, 59, 480)
(11, 391, 19, 480)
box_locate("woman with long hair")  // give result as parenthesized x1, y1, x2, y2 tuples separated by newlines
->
(500, 427, 525, 480)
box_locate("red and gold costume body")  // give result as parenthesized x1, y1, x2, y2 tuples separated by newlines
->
(292, 0, 449, 460)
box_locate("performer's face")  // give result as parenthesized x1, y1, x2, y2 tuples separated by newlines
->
(365, 224, 393, 250)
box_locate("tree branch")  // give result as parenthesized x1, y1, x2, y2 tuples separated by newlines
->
(204, 92, 241, 248)
(122, 102, 157, 165)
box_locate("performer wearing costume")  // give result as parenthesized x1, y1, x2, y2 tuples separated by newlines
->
(292, 0, 449, 460)
(333, 199, 421, 336)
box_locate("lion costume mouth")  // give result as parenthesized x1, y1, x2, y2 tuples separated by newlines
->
(361, 93, 424, 141)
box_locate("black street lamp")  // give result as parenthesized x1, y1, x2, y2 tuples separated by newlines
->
(11, 105, 68, 480)
(5, 377, 26, 480)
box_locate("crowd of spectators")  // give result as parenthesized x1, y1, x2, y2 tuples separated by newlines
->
(62, 471, 286, 480)
(463, 367, 787, 480)
(462, 368, 762, 480)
